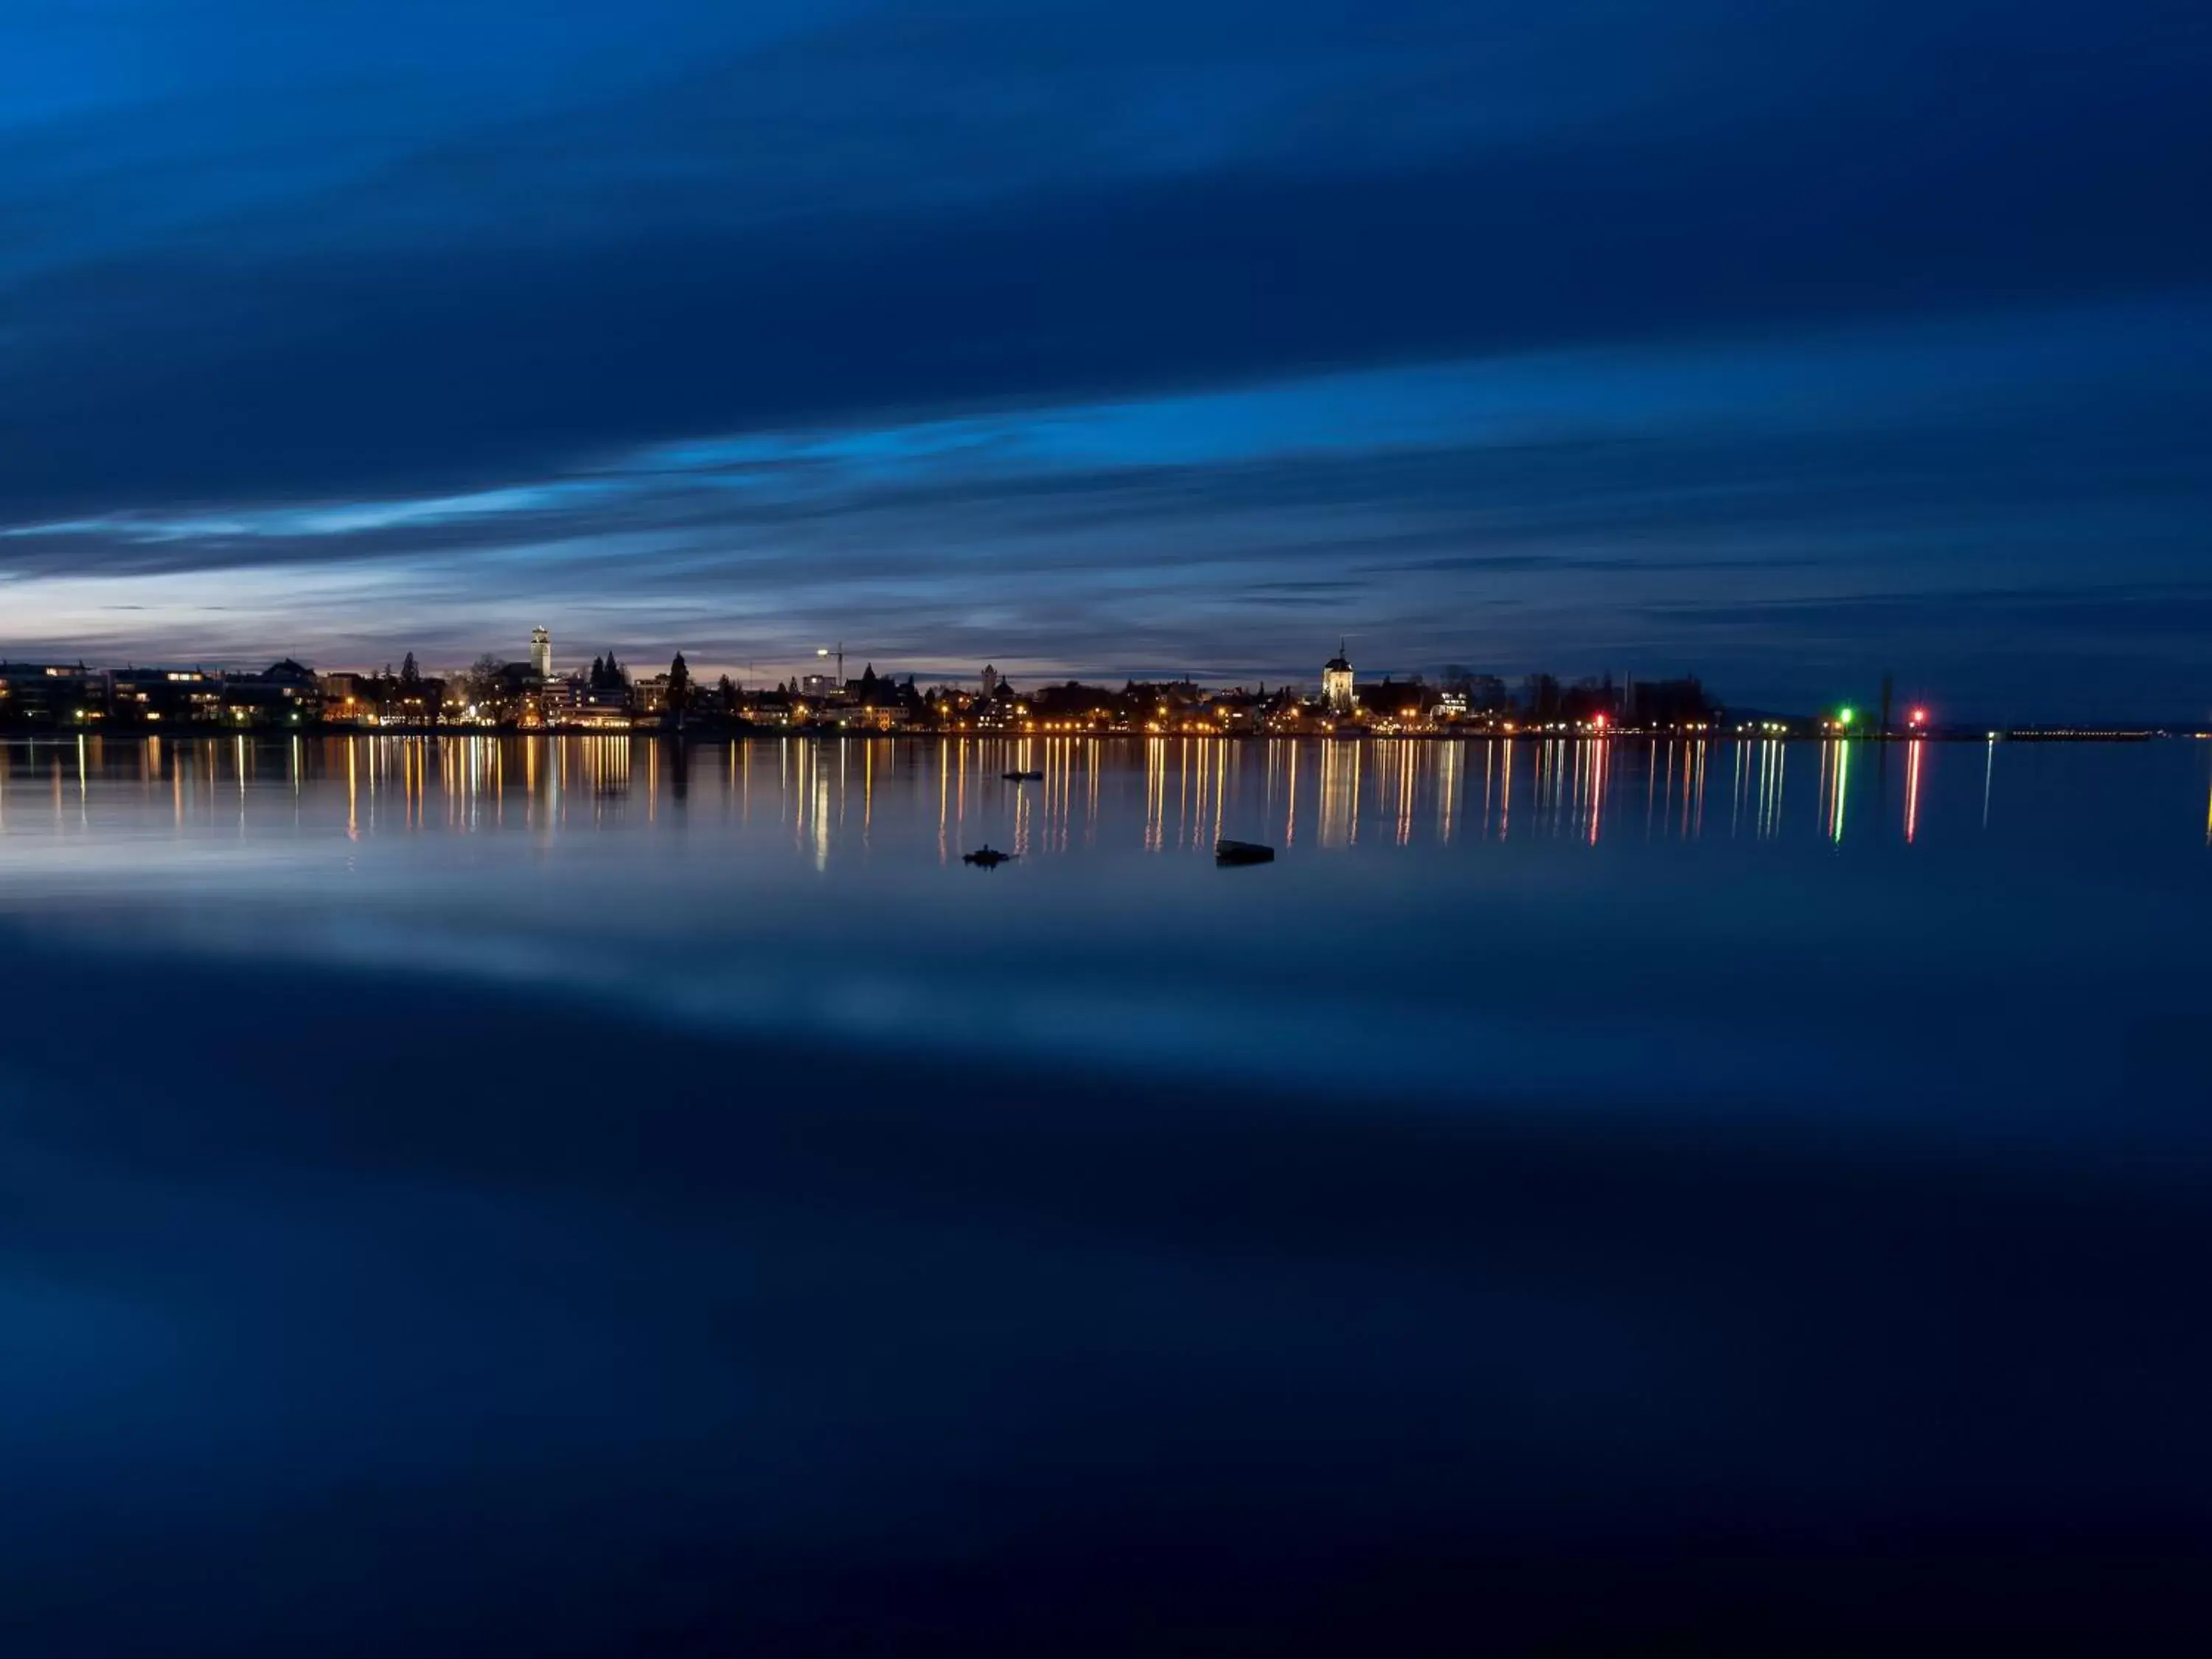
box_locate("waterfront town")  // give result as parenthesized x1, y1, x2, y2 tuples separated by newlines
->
(0, 629, 2162, 740)
(0, 628, 1832, 737)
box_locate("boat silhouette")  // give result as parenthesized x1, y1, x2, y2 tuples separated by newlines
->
(1215, 839, 1276, 866)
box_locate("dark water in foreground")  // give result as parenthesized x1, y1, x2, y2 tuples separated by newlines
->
(2, 735, 2208, 1653)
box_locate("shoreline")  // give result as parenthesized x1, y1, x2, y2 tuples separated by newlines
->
(0, 725, 2191, 743)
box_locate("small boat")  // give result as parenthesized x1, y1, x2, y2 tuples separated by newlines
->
(1215, 839, 1276, 866)
(1001, 769, 1045, 782)
(963, 845, 1015, 868)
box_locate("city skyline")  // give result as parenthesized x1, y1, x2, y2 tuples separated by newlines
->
(2, 1, 2206, 720)
(0, 622, 2175, 728)
(0, 627, 1893, 728)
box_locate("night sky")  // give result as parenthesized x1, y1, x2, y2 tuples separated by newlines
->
(3, 1, 2207, 716)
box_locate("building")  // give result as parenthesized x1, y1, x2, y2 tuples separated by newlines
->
(540, 675, 582, 726)
(320, 671, 375, 723)
(974, 681, 1028, 730)
(980, 664, 1001, 700)
(0, 662, 99, 724)
(842, 703, 910, 731)
(1322, 643, 1355, 716)
(217, 659, 324, 726)
(745, 689, 798, 726)
(570, 692, 632, 730)
(530, 627, 552, 679)
(108, 667, 222, 725)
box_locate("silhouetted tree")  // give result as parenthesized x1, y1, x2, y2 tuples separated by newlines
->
(717, 673, 737, 714)
(391, 653, 422, 726)
(667, 652, 692, 714)
(590, 655, 607, 691)
(462, 654, 507, 717)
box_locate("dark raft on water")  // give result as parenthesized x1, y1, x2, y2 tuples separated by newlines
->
(1215, 840, 1276, 866)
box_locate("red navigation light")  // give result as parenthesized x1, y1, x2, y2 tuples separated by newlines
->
(1909, 707, 1928, 726)
(1593, 712, 1608, 730)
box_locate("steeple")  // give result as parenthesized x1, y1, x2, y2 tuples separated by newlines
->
(1321, 640, 1355, 714)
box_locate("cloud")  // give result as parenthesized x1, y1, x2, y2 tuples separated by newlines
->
(1, 1, 2206, 521)
(0, 0, 2205, 717)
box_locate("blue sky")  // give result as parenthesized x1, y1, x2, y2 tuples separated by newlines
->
(1, 0, 2208, 715)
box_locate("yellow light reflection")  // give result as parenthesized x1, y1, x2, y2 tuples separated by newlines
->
(1144, 737, 1166, 851)
(1437, 740, 1459, 846)
(814, 765, 831, 870)
(1499, 737, 1512, 841)
(1319, 738, 1359, 848)
(1689, 740, 1705, 841)
(1394, 740, 1416, 846)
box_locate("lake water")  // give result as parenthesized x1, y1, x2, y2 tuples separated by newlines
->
(2, 734, 2209, 1652)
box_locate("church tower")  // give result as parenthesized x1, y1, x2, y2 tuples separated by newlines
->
(1322, 641, 1354, 715)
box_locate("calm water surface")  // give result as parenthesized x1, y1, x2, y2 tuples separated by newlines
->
(2, 734, 2209, 1654)
(3, 733, 2205, 1147)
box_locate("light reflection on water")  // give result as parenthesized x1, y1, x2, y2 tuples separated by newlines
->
(3, 736, 2211, 1658)
(13, 730, 2194, 845)
(0, 732, 2206, 1150)
(4, 730, 2202, 854)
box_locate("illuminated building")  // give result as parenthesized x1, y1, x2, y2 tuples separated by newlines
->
(0, 662, 99, 723)
(107, 666, 222, 725)
(216, 659, 325, 726)
(975, 684, 1028, 729)
(530, 627, 552, 679)
(540, 675, 582, 725)
(1322, 643, 1354, 716)
(320, 671, 374, 723)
